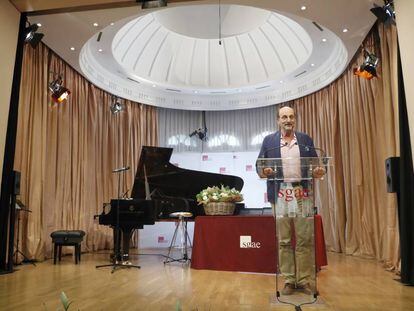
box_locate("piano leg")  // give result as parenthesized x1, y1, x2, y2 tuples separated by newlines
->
(121, 228, 133, 262)
(110, 227, 122, 262)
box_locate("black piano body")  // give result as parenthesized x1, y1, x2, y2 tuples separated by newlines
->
(131, 146, 244, 217)
(98, 146, 244, 260)
(98, 199, 155, 261)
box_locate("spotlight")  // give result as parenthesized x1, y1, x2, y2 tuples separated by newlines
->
(353, 49, 379, 80)
(370, 0, 395, 25)
(110, 96, 124, 114)
(137, 0, 167, 9)
(48, 76, 70, 103)
(24, 23, 44, 48)
(189, 128, 208, 141)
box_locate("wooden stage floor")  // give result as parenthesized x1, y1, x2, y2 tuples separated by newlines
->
(0, 250, 413, 311)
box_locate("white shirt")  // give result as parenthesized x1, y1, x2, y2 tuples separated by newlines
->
(280, 133, 301, 182)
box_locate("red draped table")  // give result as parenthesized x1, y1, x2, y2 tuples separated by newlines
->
(191, 215, 327, 273)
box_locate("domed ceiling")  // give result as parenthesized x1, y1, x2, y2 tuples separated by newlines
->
(28, 0, 377, 111)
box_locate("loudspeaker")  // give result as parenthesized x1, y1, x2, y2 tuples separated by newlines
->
(385, 157, 399, 193)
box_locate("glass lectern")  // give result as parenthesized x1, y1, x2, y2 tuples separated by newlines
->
(256, 156, 332, 308)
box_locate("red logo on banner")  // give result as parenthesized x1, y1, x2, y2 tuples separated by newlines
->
(202, 155, 208, 161)
(277, 188, 310, 202)
(246, 165, 253, 171)
(219, 167, 226, 174)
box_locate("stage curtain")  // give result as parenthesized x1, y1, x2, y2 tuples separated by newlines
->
(14, 43, 158, 260)
(293, 23, 400, 269)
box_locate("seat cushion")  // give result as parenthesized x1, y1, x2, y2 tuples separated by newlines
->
(51, 230, 85, 244)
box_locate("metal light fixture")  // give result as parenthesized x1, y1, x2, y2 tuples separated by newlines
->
(370, 0, 396, 25)
(48, 75, 70, 103)
(110, 96, 124, 114)
(137, 0, 167, 9)
(24, 23, 44, 48)
(353, 49, 379, 80)
(189, 111, 208, 141)
(189, 128, 207, 141)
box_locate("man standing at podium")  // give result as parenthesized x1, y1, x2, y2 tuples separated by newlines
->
(257, 105, 325, 295)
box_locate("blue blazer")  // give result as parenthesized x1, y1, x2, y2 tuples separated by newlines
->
(256, 131, 317, 203)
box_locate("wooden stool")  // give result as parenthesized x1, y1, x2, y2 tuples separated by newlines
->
(50, 230, 85, 264)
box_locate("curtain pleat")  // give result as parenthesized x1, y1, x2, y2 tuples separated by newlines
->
(293, 23, 399, 268)
(158, 105, 277, 152)
(14, 44, 158, 260)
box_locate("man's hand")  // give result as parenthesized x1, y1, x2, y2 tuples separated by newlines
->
(312, 166, 326, 179)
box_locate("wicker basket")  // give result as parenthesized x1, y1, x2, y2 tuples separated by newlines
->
(204, 202, 235, 215)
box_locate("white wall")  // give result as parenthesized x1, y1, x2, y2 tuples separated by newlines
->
(395, 0, 414, 166)
(170, 151, 269, 209)
(139, 221, 194, 249)
(0, 2, 20, 179)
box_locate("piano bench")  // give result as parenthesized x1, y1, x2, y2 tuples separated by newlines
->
(50, 230, 85, 264)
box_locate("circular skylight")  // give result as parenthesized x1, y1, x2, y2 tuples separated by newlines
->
(80, 4, 347, 110)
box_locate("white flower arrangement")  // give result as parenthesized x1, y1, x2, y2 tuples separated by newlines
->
(196, 185, 243, 205)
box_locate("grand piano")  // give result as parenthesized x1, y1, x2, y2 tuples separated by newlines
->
(98, 146, 244, 261)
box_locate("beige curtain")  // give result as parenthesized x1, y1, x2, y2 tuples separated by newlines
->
(14, 43, 158, 260)
(293, 23, 399, 269)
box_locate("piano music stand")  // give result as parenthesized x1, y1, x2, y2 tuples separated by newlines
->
(96, 167, 141, 273)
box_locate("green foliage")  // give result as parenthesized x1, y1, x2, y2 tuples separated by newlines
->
(60, 292, 72, 311)
(196, 185, 243, 205)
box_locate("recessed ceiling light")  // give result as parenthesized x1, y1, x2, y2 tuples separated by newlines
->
(194, 90, 198, 94)
(322, 38, 327, 42)
(36, 23, 42, 27)
(98, 48, 103, 52)
(70, 47, 75, 51)
(93, 22, 99, 27)
(279, 80, 284, 84)
(301, 6, 307, 11)
(311, 63, 315, 67)
(342, 28, 349, 33)
(152, 84, 156, 87)
(110, 22, 115, 26)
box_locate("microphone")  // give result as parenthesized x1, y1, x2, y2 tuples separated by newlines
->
(121, 189, 130, 198)
(112, 166, 130, 173)
(294, 142, 326, 156)
(260, 142, 288, 156)
(294, 142, 328, 164)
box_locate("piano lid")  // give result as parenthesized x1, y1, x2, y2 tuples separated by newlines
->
(131, 146, 244, 200)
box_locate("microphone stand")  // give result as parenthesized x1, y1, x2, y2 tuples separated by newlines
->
(96, 167, 140, 273)
(96, 103, 139, 273)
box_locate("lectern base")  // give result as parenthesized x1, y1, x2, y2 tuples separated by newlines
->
(269, 293, 325, 309)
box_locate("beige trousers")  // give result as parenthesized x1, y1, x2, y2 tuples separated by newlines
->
(276, 216, 314, 285)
